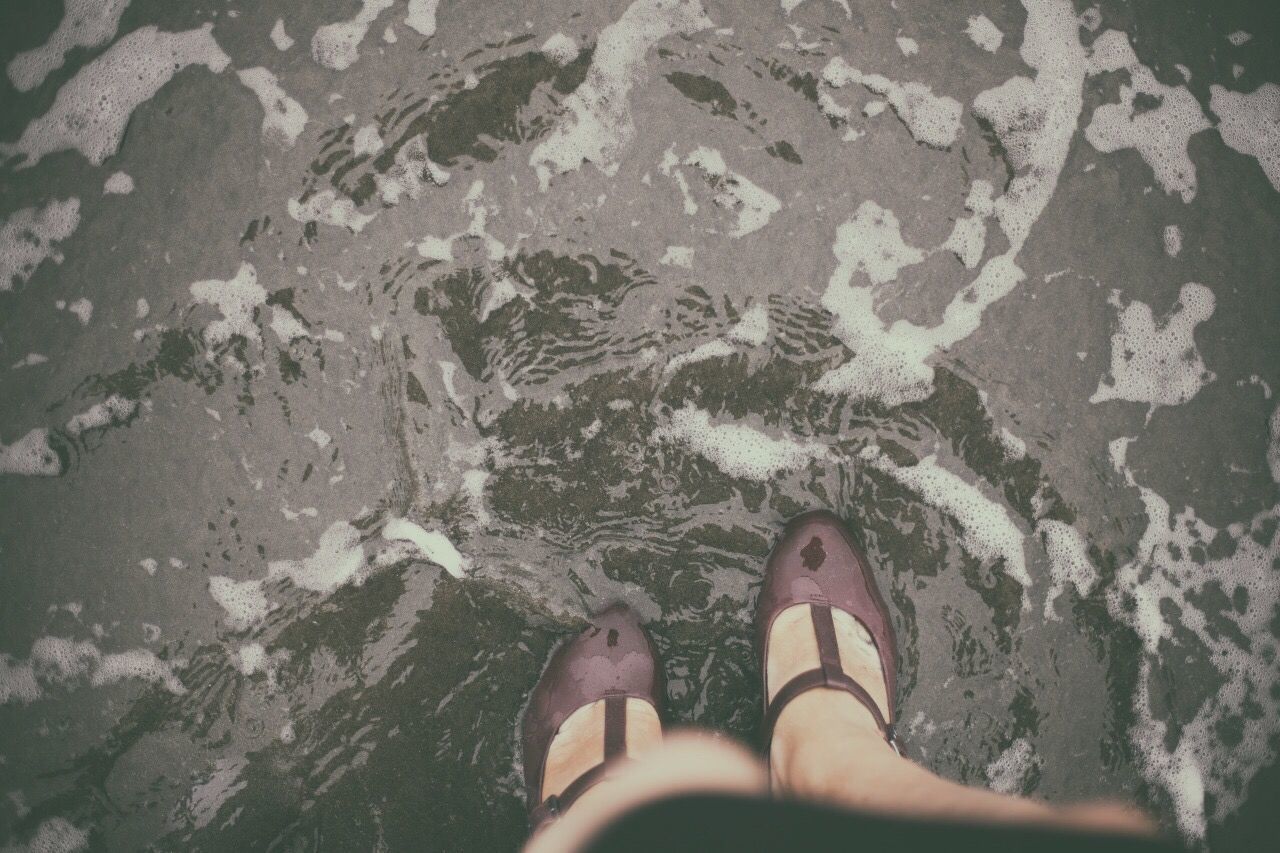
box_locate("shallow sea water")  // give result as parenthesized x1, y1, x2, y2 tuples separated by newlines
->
(1, 1, 1277, 850)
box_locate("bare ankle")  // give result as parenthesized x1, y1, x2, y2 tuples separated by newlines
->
(770, 688, 891, 790)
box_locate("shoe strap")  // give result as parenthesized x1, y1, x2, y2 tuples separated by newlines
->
(530, 693, 631, 831)
(763, 603, 901, 754)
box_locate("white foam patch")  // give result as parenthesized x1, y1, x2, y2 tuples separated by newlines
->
(1226, 30, 1251, 47)
(270, 19, 295, 51)
(823, 56, 962, 149)
(11, 352, 49, 369)
(208, 575, 271, 631)
(6, 0, 130, 92)
(405, 0, 441, 38)
(860, 446, 1031, 596)
(103, 171, 134, 194)
(1, 25, 230, 168)
(2, 816, 89, 853)
(678, 146, 781, 237)
(352, 123, 383, 157)
(663, 340, 734, 375)
(1162, 224, 1182, 257)
(236, 67, 308, 149)
(1108, 438, 1280, 839)
(659, 245, 694, 267)
(66, 296, 92, 325)
(415, 181, 510, 263)
(529, 0, 713, 189)
(268, 521, 367, 594)
(986, 737, 1036, 794)
(65, 394, 136, 436)
(729, 303, 769, 346)
(652, 404, 828, 480)
(189, 262, 267, 346)
(0, 429, 61, 476)
(966, 14, 1004, 52)
(943, 211, 986, 268)
(376, 135, 450, 204)
(831, 200, 923, 285)
(1037, 518, 1096, 619)
(288, 189, 376, 232)
(1209, 83, 1280, 192)
(663, 304, 769, 374)
(236, 642, 266, 676)
(540, 32, 580, 66)
(818, 1, 1086, 406)
(0, 636, 184, 706)
(896, 37, 919, 57)
(270, 307, 310, 343)
(1084, 30, 1211, 202)
(382, 518, 468, 578)
(1, 198, 81, 292)
(1090, 282, 1215, 410)
(312, 0, 394, 71)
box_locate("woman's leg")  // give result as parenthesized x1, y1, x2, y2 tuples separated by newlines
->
(526, 727, 766, 853)
(766, 603, 1153, 835)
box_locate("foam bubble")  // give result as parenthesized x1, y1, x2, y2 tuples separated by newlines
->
(540, 33, 580, 66)
(861, 446, 1031, 594)
(1084, 30, 1211, 202)
(65, 394, 136, 436)
(659, 245, 694, 267)
(270, 19, 295, 51)
(405, 0, 441, 38)
(986, 737, 1037, 794)
(652, 404, 829, 480)
(1226, 30, 1252, 46)
(377, 135, 450, 204)
(529, 0, 714, 189)
(1108, 444, 1280, 838)
(352, 124, 383, 157)
(11, 353, 49, 369)
(312, 0, 394, 71)
(1, 198, 81, 292)
(1, 25, 230, 168)
(66, 297, 92, 325)
(1, 636, 184, 706)
(965, 14, 1004, 52)
(1209, 83, 1280, 192)
(288, 190, 376, 232)
(269, 307, 310, 343)
(189, 262, 267, 346)
(103, 171, 134, 194)
(1090, 282, 1215, 410)
(814, 2, 1087, 404)
(208, 576, 270, 631)
(2, 816, 89, 853)
(823, 57, 962, 149)
(236, 67, 308, 149)
(1037, 518, 1096, 619)
(382, 518, 468, 578)
(5, 0, 130, 92)
(896, 37, 919, 57)
(236, 642, 267, 676)
(729, 303, 769, 346)
(268, 521, 367, 593)
(678, 146, 781, 237)
(1162, 224, 1182, 257)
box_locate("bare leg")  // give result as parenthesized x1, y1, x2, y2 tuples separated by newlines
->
(526, 729, 766, 853)
(767, 603, 1153, 834)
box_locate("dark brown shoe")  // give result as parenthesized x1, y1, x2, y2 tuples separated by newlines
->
(522, 603, 664, 830)
(756, 509, 900, 753)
